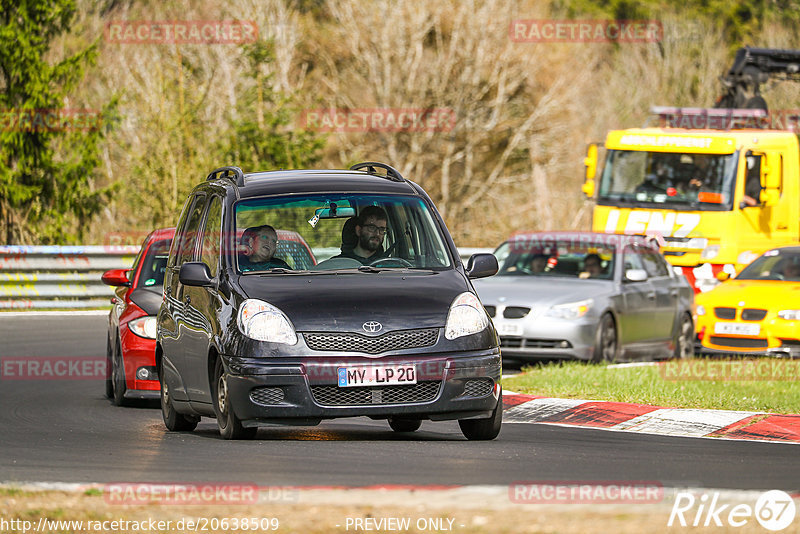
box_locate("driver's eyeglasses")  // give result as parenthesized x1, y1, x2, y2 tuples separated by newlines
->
(362, 224, 388, 235)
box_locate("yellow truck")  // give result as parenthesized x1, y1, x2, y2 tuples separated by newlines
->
(582, 47, 800, 292)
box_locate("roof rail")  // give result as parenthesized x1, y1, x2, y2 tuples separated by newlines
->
(207, 166, 245, 187)
(349, 162, 405, 182)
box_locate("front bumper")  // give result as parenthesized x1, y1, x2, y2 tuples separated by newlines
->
(696, 316, 800, 358)
(222, 350, 501, 425)
(492, 316, 597, 361)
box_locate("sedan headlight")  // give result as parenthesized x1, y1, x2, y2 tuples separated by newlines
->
(544, 299, 593, 320)
(445, 292, 489, 340)
(778, 310, 800, 321)
(237, 299, 297, 344)
(128, 316, 157, 339)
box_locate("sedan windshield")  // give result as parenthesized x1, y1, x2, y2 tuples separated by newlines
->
(234, 194, 452, 273)
(598, 150, 738, 211)
(494, 237, 615, 280)
(736, 250, 800, 281)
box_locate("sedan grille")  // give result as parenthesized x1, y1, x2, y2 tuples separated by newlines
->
(304, 328, 438, 354)
(741, 309, 767, 321)
(714, 307, 736, 320)
(310, 381, 441, 406)
(500, 337, 572, 349)
(503, 306, 530, 319)
(249, 387, 285, 405)
(709, 336, 768, 348)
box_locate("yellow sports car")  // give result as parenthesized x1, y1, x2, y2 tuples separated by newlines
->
(695, 247, 800, 356)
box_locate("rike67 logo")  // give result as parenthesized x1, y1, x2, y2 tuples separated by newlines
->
(669, 490, 796, 531)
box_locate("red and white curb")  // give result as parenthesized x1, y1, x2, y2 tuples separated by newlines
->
(502, 394, 800, 444)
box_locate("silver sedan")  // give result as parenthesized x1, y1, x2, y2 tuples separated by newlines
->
(473, 232, 695, 362)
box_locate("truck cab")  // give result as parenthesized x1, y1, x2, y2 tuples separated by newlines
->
(583, 114, 800, 292)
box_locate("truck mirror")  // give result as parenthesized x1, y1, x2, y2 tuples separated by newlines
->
(583, 143, 598, 197)
(757, 152, 780, 206)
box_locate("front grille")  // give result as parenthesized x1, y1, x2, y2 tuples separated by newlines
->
(249, 387, 285, 405)
(780, 339, 800, 348)
(709, 336, 768, 348)
(484, 305, 497, 318)
(462, 379, 494, 398)
(500, 337, 571, 349)
(310, 381, 441, 406)
(304, 329, 438, 354)
(714, 307, 736, 320)
(741, 308, 767, 321)
(500, 337, 523, 348)
(503, 306, 530, 319)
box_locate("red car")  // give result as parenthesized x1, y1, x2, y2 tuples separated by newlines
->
(102, 228, 174, 405)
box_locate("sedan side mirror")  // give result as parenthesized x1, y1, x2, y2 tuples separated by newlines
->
(179, 262, 215, 287)
(466, 253, 499, 279)
(101, 268, 131, 287)
(625, 269, 648, 282)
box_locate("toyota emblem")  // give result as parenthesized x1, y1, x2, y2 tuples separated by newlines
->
(363, 321, 383, 333)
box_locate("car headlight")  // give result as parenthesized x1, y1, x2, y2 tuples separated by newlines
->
(237, 299, 297, 344)
(701, 245, 720, 260)
(445, 292, 489, 340)
(695, 304, 706, 316)
(778, 310, 800, 320)
(545, 299, 593, 320)
(128, 316, 157, 339)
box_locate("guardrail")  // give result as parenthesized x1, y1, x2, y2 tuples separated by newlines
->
(0, 246, 493, 310)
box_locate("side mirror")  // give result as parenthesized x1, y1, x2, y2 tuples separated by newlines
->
(758, 152, 780, 207)
(179, 262, 215, 287)
(716, 271, 730, 282)
(625, 269, 648, 282)
(466, 253, 499, 279)
(582, 143, 598, 197)
(102, 268, 131, 287)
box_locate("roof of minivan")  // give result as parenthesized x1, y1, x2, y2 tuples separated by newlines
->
(232, 169, 420, 197)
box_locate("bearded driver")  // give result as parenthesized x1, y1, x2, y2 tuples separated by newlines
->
(336, 206, 388, 264)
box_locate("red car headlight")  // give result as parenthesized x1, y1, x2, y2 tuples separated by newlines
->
(128, 316, 157, 339)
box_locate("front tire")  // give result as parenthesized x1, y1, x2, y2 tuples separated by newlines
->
(105, 337, 114, 399)
(160, 361, 198, 431)
(593, 313, 618, 363)
(674, 313, 694, 359)
(458, 391, 502, 441)
(213, 358, 257, 440)
(111, 339, 129, 406)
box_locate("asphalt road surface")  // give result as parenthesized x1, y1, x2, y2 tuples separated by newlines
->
(0, 314, 797, 491)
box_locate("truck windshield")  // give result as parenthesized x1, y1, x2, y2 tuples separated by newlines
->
(598, 150, 738, 211)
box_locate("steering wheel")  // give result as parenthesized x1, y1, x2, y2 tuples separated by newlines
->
(368, 257, 413, 268)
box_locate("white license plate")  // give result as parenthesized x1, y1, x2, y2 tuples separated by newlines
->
(713, 322, 760, 336)
(496, 322, 523, 336)
(337, 364, 416, 387)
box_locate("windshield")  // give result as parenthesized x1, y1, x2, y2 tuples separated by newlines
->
(494, 237, 615, 280)
(598, 150, 738, 211)
(137, 238, 171, 289)
(234, 194, 452, 273)
(736, 250, 800, 281)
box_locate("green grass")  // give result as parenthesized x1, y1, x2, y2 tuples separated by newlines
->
(502, 359, 800, 414)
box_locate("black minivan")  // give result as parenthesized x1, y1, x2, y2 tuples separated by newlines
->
(156, 163, 502, 440)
